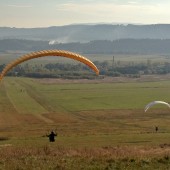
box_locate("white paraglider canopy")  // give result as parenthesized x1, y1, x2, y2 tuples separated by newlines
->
(144, 101, 170, 112)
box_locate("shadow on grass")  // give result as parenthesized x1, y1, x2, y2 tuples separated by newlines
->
(0, 137, 9, 141)
(122, 140, 151, 144)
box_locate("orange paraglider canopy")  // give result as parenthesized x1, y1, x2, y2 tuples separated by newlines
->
(0, 50, 99, 81)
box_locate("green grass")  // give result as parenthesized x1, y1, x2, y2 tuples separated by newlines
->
(87, 53, 170, 63)
(1, 77, 170, 138)
(1, 51, 170, 65)
(1, 77, 170, 169)
(4, 78, 47, 114)
(11, 78, 170, 111)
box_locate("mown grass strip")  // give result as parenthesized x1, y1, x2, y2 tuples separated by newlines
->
(4, 78, 47, 115)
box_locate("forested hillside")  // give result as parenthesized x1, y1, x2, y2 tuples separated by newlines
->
(0, 24, 170, 42)
(1, 39, 170, 55)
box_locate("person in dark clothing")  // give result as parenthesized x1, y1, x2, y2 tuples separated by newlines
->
(47, 131, 57, 142)
(155, 126, 158, 132)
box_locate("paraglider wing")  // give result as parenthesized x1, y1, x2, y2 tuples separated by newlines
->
(0, 50, 99, 81)
(144, 101, 170, 112)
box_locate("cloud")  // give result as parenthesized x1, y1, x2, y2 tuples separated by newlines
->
(55, 1, 170, 24)
(56, 2, 153, 14)
(127, 1, 138, 4)
(7, 5, 32, 8)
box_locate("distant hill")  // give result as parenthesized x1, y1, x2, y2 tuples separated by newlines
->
(1, 24, 170, 43)
(1, 39, 170, 55)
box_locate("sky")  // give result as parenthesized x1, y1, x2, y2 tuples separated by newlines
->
(1, 0, 170, 28)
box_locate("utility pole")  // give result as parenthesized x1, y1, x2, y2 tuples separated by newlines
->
(112, 55, 115, 69)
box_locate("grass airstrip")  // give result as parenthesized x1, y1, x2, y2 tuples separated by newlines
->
(0, 77, 170, 169)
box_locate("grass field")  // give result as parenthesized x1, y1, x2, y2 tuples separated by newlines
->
(1, 51, 170, 64)
(0, 77, 170, 169)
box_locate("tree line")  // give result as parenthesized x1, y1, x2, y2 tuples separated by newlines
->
(1, 60, 170, 79)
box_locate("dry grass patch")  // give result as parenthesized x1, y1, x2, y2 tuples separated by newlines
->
(0, 145, 170, 169)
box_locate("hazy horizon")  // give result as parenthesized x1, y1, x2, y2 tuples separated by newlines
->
(1, 22, 169, 29)
(1, 0, 170, 28)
